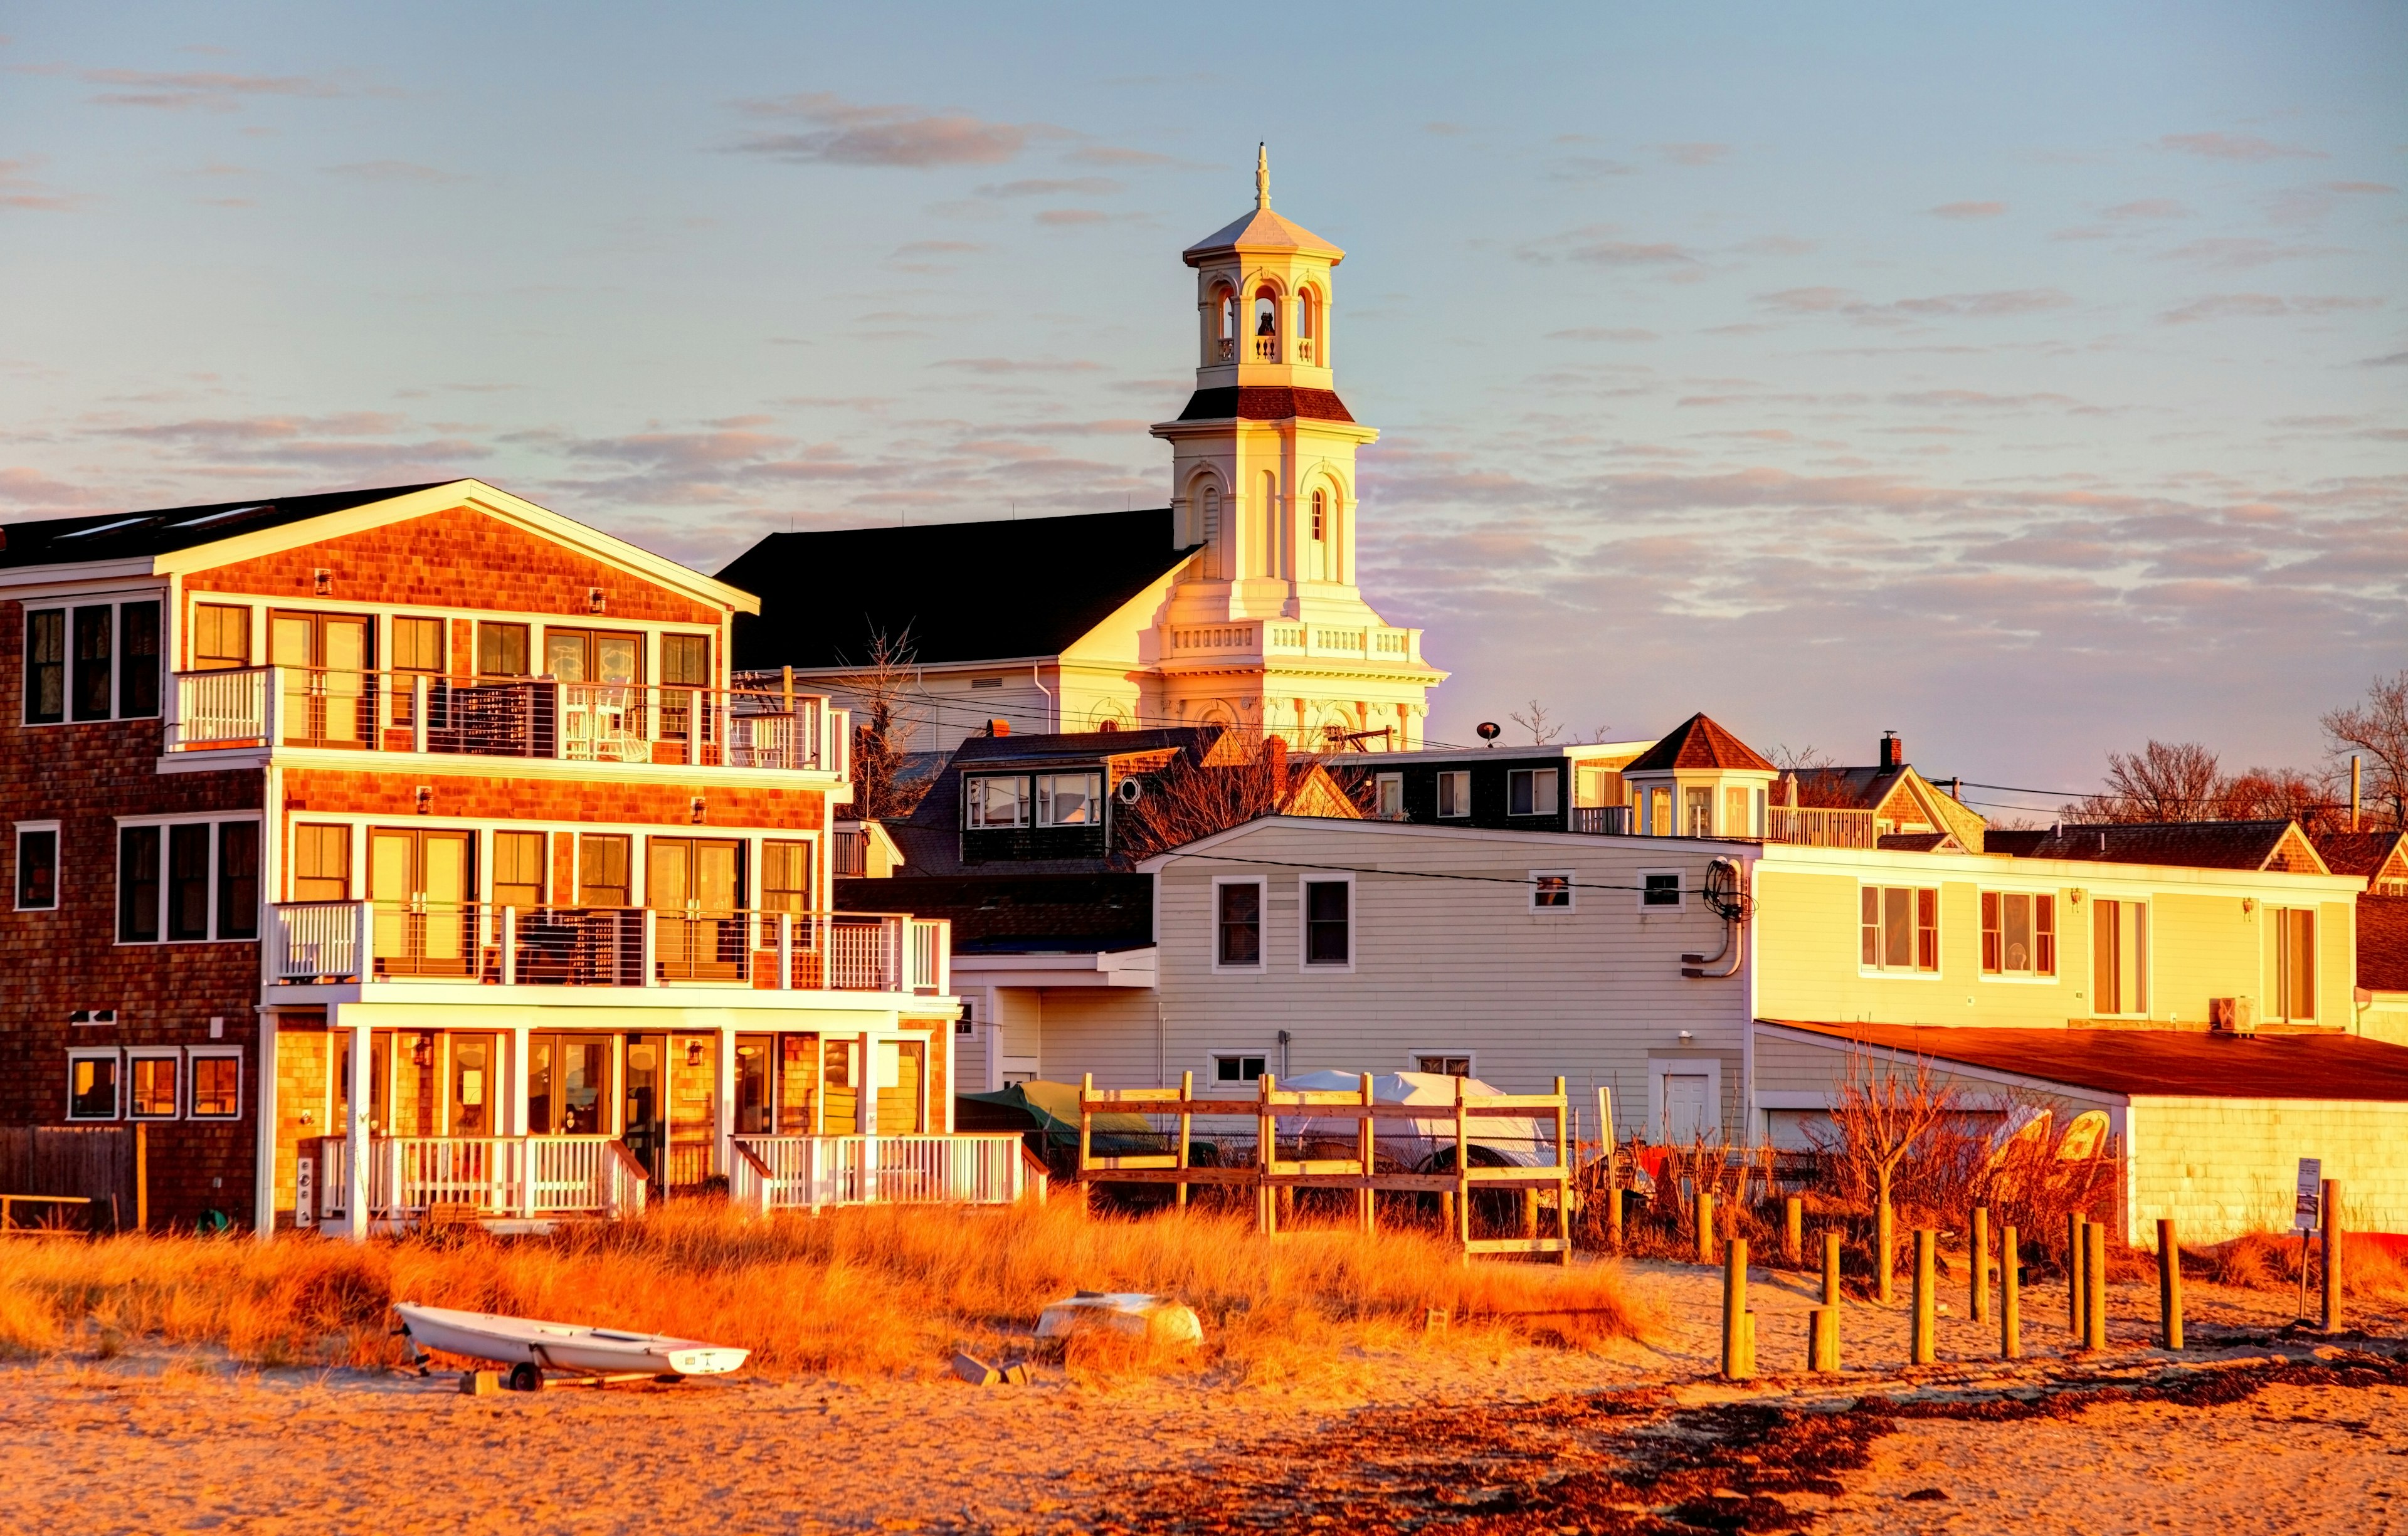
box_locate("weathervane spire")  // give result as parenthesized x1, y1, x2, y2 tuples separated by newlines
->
(1255, 142, 1270, 210)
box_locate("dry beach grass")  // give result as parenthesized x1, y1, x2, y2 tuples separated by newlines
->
(0, 1198, 1645, 1381)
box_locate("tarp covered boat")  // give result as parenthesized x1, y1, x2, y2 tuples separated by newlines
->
(394, 1302, 748, 1377)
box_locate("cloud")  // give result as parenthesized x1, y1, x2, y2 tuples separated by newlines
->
(1930, 201, 2007, 220)
(2360, 351, 2408, 368)
(1065, 145, 1178, 168)
(322, 160, 466, 184)
(2154, 132, 2326, 162)
(2328, 181, 2398, 196)
(1756, 286, 2076, 325)
(2155, 236, 2346, 269)
(1033, 208, 1111, 227)
(1548, 328, 1658, 342)
(2158, 293, 2385, 325)
(18, 65, 349, 112)
(1550, 157, 1635, 183)
(730, 92, 1043, 167)
(90, 412, 487, 472)
(1737, 235, 1816, 256)
(2104, 198, 2189, 221)
(931, 357, 1104, 374)
(1656, 142, 1729, 167)
(977, 177, 1121, 199)
(1518, 225, 1701, 268)
(0, 157, 78, 211)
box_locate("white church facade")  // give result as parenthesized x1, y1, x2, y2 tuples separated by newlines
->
(720, 150, 1446, 755)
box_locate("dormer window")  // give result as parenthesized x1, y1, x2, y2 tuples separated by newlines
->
(965, 775, 1028, 829)
(1036, 772, 1102, 827)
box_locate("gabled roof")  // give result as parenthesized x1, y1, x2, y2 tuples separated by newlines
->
(1991, 819, 2328, 874)
(718, 508, 1197, 670)
(1183, 206, 1344, 264)
(1878, 831, 1964, 853)
(2362, 895, 2408, 993)
(1624, 713, 1778, 774)
(1759, 1019, 2408, 1102)
(1788, 764, 1913, 811)
(0, 482, 453, 568)
(2313, 829, 2408, 881)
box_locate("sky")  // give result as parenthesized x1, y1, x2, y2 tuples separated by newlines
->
(2, 3, 2402, 818)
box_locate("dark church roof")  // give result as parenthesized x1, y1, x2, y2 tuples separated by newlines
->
(0, 482, 456, 569)
(719, 508, 1198, 670)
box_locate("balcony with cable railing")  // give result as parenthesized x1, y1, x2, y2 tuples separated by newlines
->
(268, 902, 949, 998)
(165, 666, 847, 777)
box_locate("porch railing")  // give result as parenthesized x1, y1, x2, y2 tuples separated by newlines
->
(1763, 803, 1878, 850)
(1568, 806, 1632, 836)
(268, 902, 950, 996)
(728, 1134, 1035, 1214)
(165, 666, 845, 776)
(313, 1135, 647, 1220)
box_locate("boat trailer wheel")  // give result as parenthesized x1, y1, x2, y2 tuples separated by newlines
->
(507, 1361, 546, 1394)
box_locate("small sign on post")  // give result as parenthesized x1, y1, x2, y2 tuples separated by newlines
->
(2293, 1159, 2323, 1231)
(295, 1154, 315, 1229)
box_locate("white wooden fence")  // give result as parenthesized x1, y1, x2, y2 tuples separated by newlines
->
(727, 1134, 1038, 1214)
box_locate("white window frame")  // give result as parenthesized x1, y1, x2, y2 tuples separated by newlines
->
(1208, 1050, 1269, 1088)
(1637, 868, 1686, 912)
(1649, 1056, 1723, 1144)
(125, 1047, 183, 1122)
(1034, 772, 1103, 828)
(113, 813, 265, 947)
(187, 1046, 245, 1120)
(1297, 871, 1355, 973)
(66, 1048, 123, 1122)
(19, 592, 166, 727)
(1507, 767, 1560, 818)
(1858, 881, 1941, 977)
(1373, 772, 1403, 818)
(964, 774, 1030, 829)
(1977, 886, 2061, 984)
(1435, 769, 1471, 819)
(14, 819, 61, 912)
(1410, 1051, 1476, 1078)
(1210, 875, 1268, 974)
(1529, 869, 1575, 913)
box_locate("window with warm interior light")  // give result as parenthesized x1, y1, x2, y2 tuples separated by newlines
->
(1980, 892, 2056, 977)
(2091, 898, 2148, 1015)
(1861, 885, 1940, 973)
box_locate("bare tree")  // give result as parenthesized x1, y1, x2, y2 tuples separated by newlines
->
(1115, 734, 1336, 863)
(1815, 1050, 1959, 1304)
(2323, 671, 2408, 830)
(1509, 698, 1563, 746)
(835, 625, 924, 821)
(1773, 743, 1836, 772)
(2066, 739, 2224, 823)
(2218, 764, 2342, 833)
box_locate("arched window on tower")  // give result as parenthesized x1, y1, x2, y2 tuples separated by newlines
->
(1200, 484, 1223, 576)
(1296, 289, 1318, 364)
(1307, 488, 1329, 581)
(1252, 287, 1279, 362)
(1209, 284, 1236, 364)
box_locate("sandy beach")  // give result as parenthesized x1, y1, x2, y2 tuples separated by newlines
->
(1, 1258, 2399, 1535)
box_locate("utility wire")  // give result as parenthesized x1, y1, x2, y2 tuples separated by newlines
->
(1156, 849, 1696, 896)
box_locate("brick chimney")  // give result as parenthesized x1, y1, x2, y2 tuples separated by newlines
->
(1879, 730, 1904, 771)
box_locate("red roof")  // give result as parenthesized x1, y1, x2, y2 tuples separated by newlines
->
(2362, 895, 2408, 993)
(1625, 713, 1777, 774)
(1759, 1018, 2408, 1101)
(1175, 387, 1355, 424)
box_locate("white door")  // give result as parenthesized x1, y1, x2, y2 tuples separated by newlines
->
(1664, 1073, 1713, 1142)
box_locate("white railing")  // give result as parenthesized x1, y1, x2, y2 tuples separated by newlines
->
(167, 666, 838, 774)
(1765, 804, 1878, 850)
(1569, 806, 1633, 836)
(270, 902, 949, 996)
(317, 1135, 646, 1219)
(729, 1134, 1033, 1214)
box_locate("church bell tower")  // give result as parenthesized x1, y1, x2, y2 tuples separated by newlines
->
(1148, 148, 1445, 749)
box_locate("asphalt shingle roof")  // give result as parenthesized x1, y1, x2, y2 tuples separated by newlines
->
(2361, 895, 2408, 993)
(1624, 713, 1778, 774)
(1989, 819, 2321, 873)
(717, 508, 1197, 670)
(0, 482, 455, 569)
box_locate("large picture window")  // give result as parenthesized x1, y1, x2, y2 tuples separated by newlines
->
(965, 776, 1028, 829)
(1981, 892, 2056, 977)
(1861, 885, 1939, 973)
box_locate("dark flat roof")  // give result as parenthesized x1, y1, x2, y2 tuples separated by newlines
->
(717, 507, 1196, 670)
(0, 482, 455, 568)
(1760, 1018, 2408, 1102)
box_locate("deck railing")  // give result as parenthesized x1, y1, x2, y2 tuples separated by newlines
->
(728, 1134, 1035, 1214)
(269, 902, 949, 996)
(313, 1135, 646, 1220)
(1568, 806, 1633, 836)
(1763, 804, 1878, 850)
(166, 666, 845, 775)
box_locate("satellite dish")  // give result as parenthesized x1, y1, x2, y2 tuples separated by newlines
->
(1476, 722, 1502, 742)
(1116, 777, 1144, 806)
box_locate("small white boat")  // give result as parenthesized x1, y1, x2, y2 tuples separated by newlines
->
(394, 1302, 749, 1379)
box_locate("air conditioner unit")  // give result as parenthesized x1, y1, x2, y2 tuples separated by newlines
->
(2210, 996, 2256, 1035)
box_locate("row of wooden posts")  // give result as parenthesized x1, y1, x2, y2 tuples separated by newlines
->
(1717, 1178, 2352, 1382)
(1074, 1071, 1576, 1261)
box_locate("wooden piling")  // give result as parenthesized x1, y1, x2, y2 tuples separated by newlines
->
(1077, 1073, 1096, 1214)
(1911, 1229, 1936, 1365)
(1696, 1189, 1716, 1266)
(2083, 1218, 2108, 1350)
(2000, 1224, 2022, 1360)
(1876, 1172, 1896, 1305)
(2157, 1217, 2183, 1350)
(1970, 1206, 1990, 1324)
(1808, 1305, 1840, 1372)
(134, 1122, 147, 1234)
(1822, 1228, 1843, 1308)
(1722, 1237, 1751, 1381)
(2067, 1212, 2086, 1336)
(1784, 1196, 1803, 1265)
(2321, 1178, 2342, 1334)
(1356, 1073, 1376, 1234)
(1175, 1070, 1193, 1211)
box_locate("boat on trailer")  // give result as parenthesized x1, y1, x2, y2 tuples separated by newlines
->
(394, 1302, 748, 1390)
